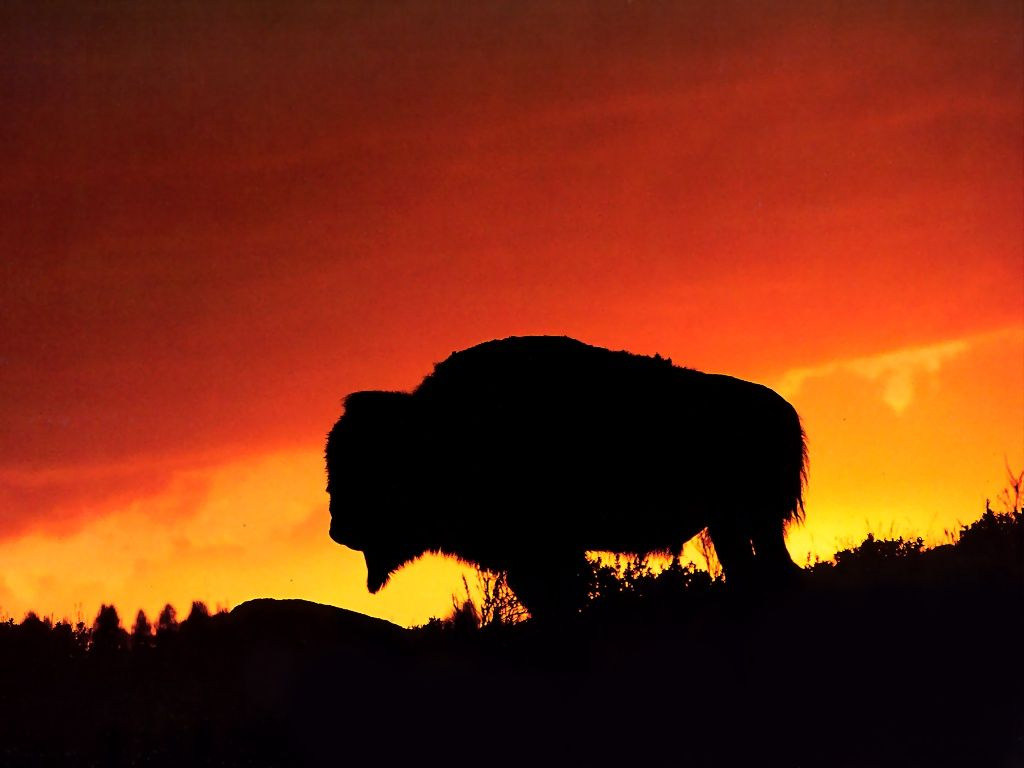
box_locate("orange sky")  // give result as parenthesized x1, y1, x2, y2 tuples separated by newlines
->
(1, 1, 1021, 626)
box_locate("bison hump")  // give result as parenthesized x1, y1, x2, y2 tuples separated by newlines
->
(413, 335, 682, 404)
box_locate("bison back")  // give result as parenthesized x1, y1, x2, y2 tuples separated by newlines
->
(410, 337, 800, 545)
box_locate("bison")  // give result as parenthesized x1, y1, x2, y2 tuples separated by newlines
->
(325, 336, 807, 617)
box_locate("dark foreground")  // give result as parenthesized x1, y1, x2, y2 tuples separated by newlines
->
(0, 519, 1021, 767)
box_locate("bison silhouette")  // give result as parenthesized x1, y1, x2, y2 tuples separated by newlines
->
(326, 336, 807, 617)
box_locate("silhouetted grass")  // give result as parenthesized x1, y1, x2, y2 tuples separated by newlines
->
(0, 500, 1020, 767)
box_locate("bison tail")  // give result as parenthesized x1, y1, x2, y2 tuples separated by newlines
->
(784, 416, 809, 528)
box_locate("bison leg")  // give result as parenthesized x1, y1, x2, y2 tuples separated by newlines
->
(506, 551, 589, 620)
(751, 519, 802, 585)
(707, 520, 755, 586)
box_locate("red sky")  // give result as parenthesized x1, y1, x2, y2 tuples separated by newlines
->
(1, 1, 1021, 625)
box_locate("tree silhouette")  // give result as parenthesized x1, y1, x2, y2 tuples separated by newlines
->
(91, 604, 127, 656)
(156, 603, 178, 641)
(131, 609, 152, 651)
(185, 600, 210, 624)
(182, 601, 212, 639)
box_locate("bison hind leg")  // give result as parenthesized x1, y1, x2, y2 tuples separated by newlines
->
(707, 520, 756, 586)
(710, 514, 801, 590)
(751, 518, 802, 585)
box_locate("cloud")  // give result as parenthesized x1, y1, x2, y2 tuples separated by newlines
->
(776, 336, 974, 413)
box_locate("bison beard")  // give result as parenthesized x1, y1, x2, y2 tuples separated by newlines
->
(325, 336, 807, 618)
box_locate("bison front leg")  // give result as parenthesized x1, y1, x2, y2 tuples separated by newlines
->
(505, 551, 590, 621)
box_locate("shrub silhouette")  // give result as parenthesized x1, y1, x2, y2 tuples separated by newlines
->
(834, 533, 925, 565)
(956, 499, 1022, 566)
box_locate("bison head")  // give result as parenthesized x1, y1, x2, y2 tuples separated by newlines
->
(325, 390, 427, 592)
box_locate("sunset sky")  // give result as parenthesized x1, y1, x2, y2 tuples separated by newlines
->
(1, 1, 1021, 627)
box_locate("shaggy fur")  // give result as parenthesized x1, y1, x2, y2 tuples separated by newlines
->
(326, 336, 807, 617)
